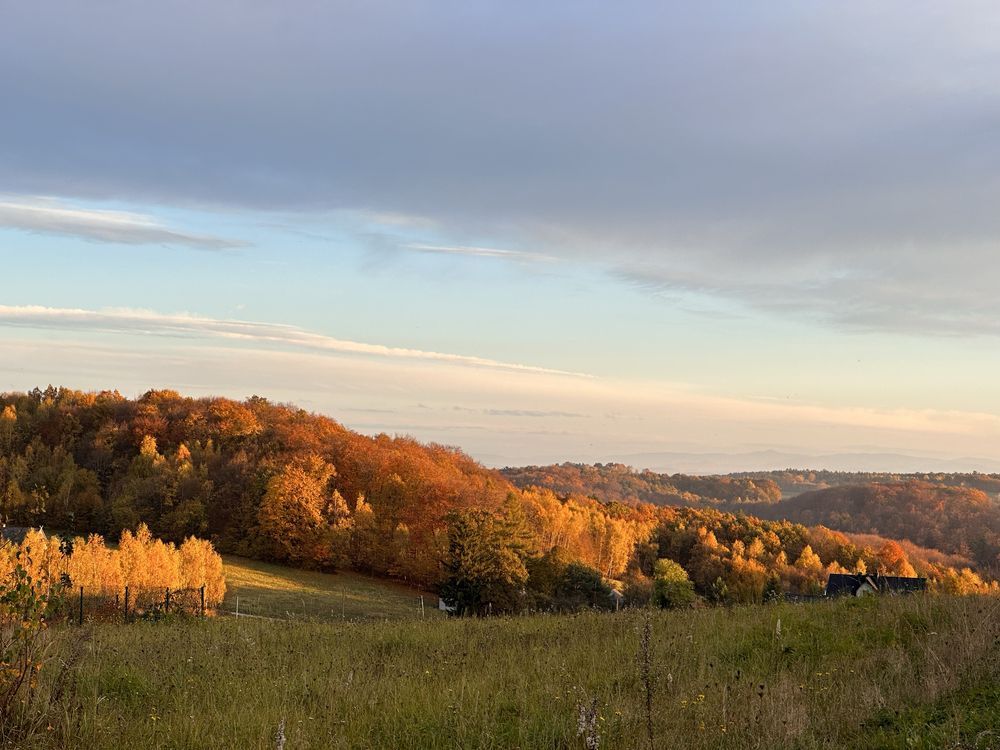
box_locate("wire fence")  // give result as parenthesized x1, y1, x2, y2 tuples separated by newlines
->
(61, 585, 212, 625)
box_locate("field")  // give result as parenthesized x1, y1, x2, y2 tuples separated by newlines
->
(9, 594, 1000, 749)
(220, 556, 441, 622)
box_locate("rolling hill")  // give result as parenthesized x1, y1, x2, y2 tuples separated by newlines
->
(757, 481, 1000, 571)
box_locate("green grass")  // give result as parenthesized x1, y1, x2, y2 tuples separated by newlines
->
(865, 677, 1000, 749)
(9, 594, 1000, 749)
(220, 555, 441, 621)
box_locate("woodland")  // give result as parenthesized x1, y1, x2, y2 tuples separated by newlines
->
(0, 387, 995, 616)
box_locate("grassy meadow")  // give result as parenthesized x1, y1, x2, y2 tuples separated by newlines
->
(220, 556, 441, 622)
(9, 594, 1000, 749)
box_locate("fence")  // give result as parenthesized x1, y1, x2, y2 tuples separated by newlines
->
(64, 585, 212, 625)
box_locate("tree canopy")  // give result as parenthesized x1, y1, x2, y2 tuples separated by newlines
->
(0, 387, 995, 609)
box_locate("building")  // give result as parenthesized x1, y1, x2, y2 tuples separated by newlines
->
(0, 525, 30, 545)
(825, 572, 926, 597)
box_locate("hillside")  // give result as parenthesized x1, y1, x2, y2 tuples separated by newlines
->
(1, 388, 995, 603)
(502, 462, 782, 506)
(0, 387, 510, 586)
(759, 481, 1000, 571)
(221, 555, 439, 621)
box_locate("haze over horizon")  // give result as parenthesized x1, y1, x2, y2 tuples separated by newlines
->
(5, 3, 1000, 471)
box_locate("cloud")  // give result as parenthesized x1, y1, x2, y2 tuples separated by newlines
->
(482, 408, 583, 418)
(451, 406, 585, 418)
(406, 243, 555, 263)
(0, 305, 586, 377)
(0, 196, 244, 249)
(4, 4, 1000, 331)
(4, 333, 1000, 468)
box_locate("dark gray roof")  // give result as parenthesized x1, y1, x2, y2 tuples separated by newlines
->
(878, 575, 927, 593)
(825, 573, 866, 596)
(0, 526, 30, 544)
(825, 572, 926, 596)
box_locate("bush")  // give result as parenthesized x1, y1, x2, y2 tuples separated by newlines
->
(652, 559, 697, 609)
(0, 554, 65, 740)
(622, 572, 654, 607)
(525, 549, 612, 612)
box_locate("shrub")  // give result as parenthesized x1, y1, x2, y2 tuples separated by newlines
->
(0, 554, 65, 739)
(652, 559, 697, 609)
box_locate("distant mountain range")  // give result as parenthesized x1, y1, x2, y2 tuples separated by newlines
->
(603, 450, 1000, 475)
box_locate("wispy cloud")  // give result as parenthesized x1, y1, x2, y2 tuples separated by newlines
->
(0, 305, 586, 377)
(4, 333, 1000, 469)
(406, 243, 555, 262)
(451, 406, 585, 418)
(0, 196, 245, 249)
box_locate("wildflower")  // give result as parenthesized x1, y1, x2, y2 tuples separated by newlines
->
(576, 699, 600, 750)
(275, 718, 286, 750)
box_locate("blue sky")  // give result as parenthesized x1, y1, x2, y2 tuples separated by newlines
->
(4, 2, 1000, 471)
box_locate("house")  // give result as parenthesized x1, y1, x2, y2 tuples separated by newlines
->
(825, 571, 926, 597)
(0, 525, 30, 545)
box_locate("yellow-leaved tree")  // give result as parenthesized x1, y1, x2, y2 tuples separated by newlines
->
(67, 534, 122, 594)
(1, 524, 227, 608)
(179, 536, 226, 605)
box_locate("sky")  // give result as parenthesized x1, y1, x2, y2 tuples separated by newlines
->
(4, 2, 1000, 471)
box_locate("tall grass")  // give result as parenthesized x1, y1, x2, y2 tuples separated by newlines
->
(12, 595, 1000, 749)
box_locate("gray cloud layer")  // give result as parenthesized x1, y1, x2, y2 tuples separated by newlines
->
(0, 197, 243, 248)
(4, 2, 1000, 331)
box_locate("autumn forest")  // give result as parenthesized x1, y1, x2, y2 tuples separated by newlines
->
(0, 387, 996, 616)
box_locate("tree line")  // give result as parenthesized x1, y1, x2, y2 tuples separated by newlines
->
(0, 387, 994, 616)
(502, 462, 783, 506)
(732, 469, 1000, 498)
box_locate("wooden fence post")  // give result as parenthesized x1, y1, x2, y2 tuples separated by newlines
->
(78, 586, 84, 626)
(165, 588, 170, 614)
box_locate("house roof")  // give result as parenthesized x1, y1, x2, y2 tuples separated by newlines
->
(825, 573, 865, 596)
(877, 575, 927, 592)
(825, 572, 926, 596)
(0, 526, 30, 545)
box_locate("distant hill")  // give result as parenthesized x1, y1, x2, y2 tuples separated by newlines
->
(501, 462, 782, 506)
(733, 469, 1000, 498)
(757, 481, 1000, 571)
(602, 450, 1000, 475)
